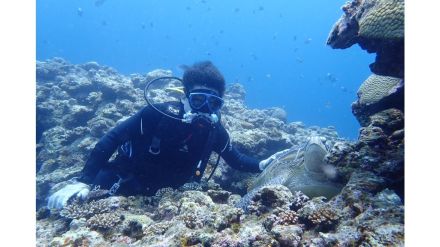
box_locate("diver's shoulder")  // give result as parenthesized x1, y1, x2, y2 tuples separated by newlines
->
(216, 121, 229, 135)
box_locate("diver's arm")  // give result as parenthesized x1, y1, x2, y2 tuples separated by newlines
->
(214, 126, 261, 173)
(79, 106, 159, 184)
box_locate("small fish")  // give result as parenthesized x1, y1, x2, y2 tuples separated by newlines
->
(77, 7, 83, 17)
(296, 57, 304, 63)
(304, 37, 312, 44)
(94, 0, 106, 7)
(325, 72, 338, 82)
(324, 101, 332, 109)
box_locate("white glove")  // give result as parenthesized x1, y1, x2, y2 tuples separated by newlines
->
(47, 182, 91, 209)
(259, 148, 292, 171)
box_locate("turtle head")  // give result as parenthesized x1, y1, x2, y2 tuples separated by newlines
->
(304, 135, 337, 179)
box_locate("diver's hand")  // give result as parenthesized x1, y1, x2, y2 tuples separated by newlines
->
(47, 182, 90, 209)
(259, 148, 291, 171)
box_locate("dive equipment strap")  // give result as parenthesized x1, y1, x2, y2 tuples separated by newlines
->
(194, 126, 217, 181)
(207, 153, 221, 181)
(148, 116, 173, 155)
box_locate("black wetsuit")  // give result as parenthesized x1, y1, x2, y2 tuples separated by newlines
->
(79, 102, 260, 196)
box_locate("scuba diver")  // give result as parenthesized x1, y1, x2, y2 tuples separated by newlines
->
(47, 61, 282, 209)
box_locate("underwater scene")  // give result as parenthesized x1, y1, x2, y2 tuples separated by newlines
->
(36, 0, 404, 246)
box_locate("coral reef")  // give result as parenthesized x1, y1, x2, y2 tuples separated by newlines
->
(325, 1, 405, 239)
(291, 190, 310, 211)
(37, 58, 343, 205)
(207, 189, 232, 203)
(352, 74, 403, 126)
(358, 0, 404, 40)
(60, 198, 114, 219)
(271, 225, 303, 247)
(122, 220, 144, 239)
(86, 212, 123, 230)
(36, 58, 404, 246)
(298, 197, 340, 232)
(357, 74, 402, 106)
(327, 0, 404, 78)
(245, 185, 293, 215)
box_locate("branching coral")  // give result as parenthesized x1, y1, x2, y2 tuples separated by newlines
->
(298, 197, 340, 232)
(154, 187, 175, 198)
(291, 191, 310, 211)
(86, 212, 123, 230)
(246, 185, 294, 215)
(179, 182, 203, 192)
(263, 208, 299, 231)
(143, 221, 173, 236)
(275, 210, 299, 226)
(60, 199, 113, 219)
(180, 213, 205, 229)
(308, 208, 340, 231)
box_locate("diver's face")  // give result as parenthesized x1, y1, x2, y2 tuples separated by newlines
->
(187, 86, 223, 113)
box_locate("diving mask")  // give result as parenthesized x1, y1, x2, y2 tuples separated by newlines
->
(188, 89, 224, 113)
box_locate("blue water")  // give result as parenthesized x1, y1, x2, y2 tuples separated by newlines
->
(37, 0, 374, 140)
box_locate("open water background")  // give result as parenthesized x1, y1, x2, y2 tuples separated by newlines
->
(37, 0, 375, 139)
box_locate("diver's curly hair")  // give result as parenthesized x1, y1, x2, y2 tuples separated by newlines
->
(182, 61, 225, 97)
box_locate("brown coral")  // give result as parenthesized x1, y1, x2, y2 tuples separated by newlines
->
(180, 213, 204, 229)
(357, 74, 402, 106)
(274, 210, 299, 226)
(86, 213, 123, 230)
(143, 221, 173, 236)
(60, 199, 112, 219)
(308, 208, 339, 226)
(359, 0, 404, 40)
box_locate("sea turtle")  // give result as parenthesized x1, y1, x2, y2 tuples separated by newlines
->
(238, 136, 343, 209)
